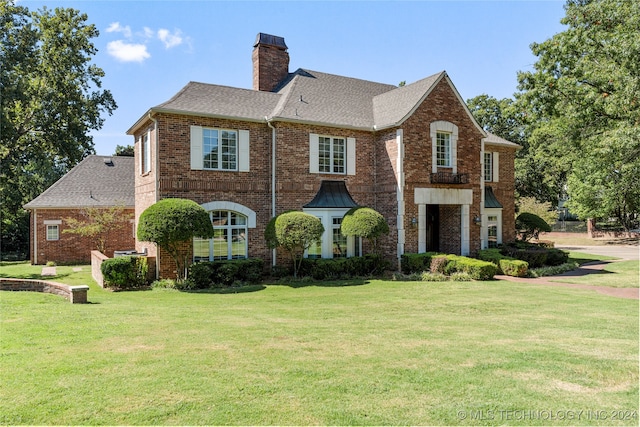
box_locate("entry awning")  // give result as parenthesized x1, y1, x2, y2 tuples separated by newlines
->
(485, 186, 503, 208)
(303, 180, 359, 208)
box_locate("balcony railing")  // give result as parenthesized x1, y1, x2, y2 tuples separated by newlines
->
(430, 171, 469, 184)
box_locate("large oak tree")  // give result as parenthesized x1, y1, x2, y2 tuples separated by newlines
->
(1, 1, 116, 255)
(517, 0, 640, 229)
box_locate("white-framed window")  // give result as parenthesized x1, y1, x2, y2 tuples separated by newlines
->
(484, 152, 493, 182)
(487, 215, 498, 248)
(483, 209, 502, 249)
(190, 126, 250, 172)
(319, 136, 345, 173)
(302, 208, 360, 259)
(193, 210, 248, 261)
(436, 132, 452, 167)
(46, 225, 59, 241)
(332, 217, 347, 258)
(430, 121, 458, 173)
(309, 133, 356, 175)
(484, 151, 499, 182)
(140, 131, 151, 175)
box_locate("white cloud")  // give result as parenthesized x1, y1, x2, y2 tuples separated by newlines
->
(157, 28, 183, 49)
(107, 40, 151, 63)
(143, 27, 155, 40)
(106, 22, 132, 38)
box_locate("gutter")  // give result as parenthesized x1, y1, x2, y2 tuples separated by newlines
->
(266, 117, 277, 267)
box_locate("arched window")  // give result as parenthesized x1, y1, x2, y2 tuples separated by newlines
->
(194, 210, 248, 261)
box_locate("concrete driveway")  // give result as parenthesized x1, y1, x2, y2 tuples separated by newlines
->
(555, 245, 639, 261)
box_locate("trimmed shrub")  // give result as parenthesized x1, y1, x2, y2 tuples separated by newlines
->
(443, 255, 498, 280)
(546, 248, 569, 266)
(501, 244, 548, 268)
(499, 259, 529, 277)
(401, 252, 441, 274)
(101, 256, 148, 290)
(478, 248, 529, 277)
(187, 258, 264, 289)
(298, 254, 390, 280)
(430, 255, 449, 274)
(516, 212, 552, 241)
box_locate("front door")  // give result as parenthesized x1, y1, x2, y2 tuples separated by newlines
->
(425, 204, 440, 252)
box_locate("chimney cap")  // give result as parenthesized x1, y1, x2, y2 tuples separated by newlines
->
(254, 33, 287, 50)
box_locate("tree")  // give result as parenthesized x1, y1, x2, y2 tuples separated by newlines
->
(114, 145, 134, 157)
(516, 197, 557, 227)
(63, 205, 133, 254)
(516, 0, 640, 227)
(340, 207, 389, 254)
(516, 212, 552, 242)
(137, 199, 214, 281)
(264, 211, 324, 278)
(0, 2, 116, 258)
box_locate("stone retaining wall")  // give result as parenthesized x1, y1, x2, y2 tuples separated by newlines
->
(0, 278, 89, 303)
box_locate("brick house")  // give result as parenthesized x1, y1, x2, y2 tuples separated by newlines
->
(24, 155, 135, 264)
(127, 33, 520, 278)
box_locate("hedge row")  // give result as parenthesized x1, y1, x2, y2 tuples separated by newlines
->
(187, 258, 264, 289)
(297, 254, 391, 280)
(477, 249, 529, 277)
(501, 243, 568, 268)
(401, 253, 497, 280)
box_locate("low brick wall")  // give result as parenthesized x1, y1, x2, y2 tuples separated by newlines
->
(0, 278, 89, 303)
(91, 250, 108, 288)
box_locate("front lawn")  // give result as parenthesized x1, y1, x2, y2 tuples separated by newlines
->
(0, 263, 638, 425)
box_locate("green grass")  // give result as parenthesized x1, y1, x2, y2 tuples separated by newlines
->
(551, 259, 640, 288)
(1, 263, 638, 425)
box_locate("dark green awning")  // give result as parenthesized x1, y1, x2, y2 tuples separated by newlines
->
(304, 180, 359, 208)
(485, 186, 503, 209)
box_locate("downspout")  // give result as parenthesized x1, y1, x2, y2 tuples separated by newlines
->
(149, 112, 160, 279)
(33, 209, 37, 265)
(266, 117, 277, 267)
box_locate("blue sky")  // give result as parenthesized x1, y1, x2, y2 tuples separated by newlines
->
(20, 0, 567, 156)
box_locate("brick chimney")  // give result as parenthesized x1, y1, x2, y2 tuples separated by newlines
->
(252, 33, 289, 92)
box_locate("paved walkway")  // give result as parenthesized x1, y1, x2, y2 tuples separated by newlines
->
(496, 245, 639, 300)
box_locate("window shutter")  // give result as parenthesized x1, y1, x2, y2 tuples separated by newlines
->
(346, 137, 356, 175)
(309, 133, 319, 173)
(138, 136, 143, 175)
(238, 130, 250, 172)
(493, 152, 499, 182)
(190, 126, 203, 170)
(144, 130, 151, 173)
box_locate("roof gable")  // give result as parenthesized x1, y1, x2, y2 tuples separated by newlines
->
(24, 155, 135, 209)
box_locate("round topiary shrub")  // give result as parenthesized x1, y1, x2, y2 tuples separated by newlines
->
(516, 212, 552, 241)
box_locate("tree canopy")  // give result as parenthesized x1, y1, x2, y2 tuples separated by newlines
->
(137, 199, 214, 280)
(1, 1, 116, 256)
(516, 0, 640, 228)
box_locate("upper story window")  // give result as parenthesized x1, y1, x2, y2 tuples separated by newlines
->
(484, 152, 493, 181)
(309, 133, 356, 176)
(484, 151, 499, 182)
(140, 132, 151, 175)
(319, 136, 345, 174)
(436, 132, 452, 167)
(203, 129, 237, 170)
(430, 121, 458, 174)
(190, 126, 250, 172)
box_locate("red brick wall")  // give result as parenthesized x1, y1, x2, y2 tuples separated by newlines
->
(253, 42, 289, 92)
(131, 77, 517, 277)
(485, 144, 517, 243)
(29, 208, 135, 265)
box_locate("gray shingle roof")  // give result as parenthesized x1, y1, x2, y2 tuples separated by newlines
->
(485, 132, 521, 149)
(154, 82, 281, 122)
(24, 155, 134, 209)
(131, 68, 459, 132)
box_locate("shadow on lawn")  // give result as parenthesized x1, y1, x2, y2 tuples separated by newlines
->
(267, 278, 371, 289)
